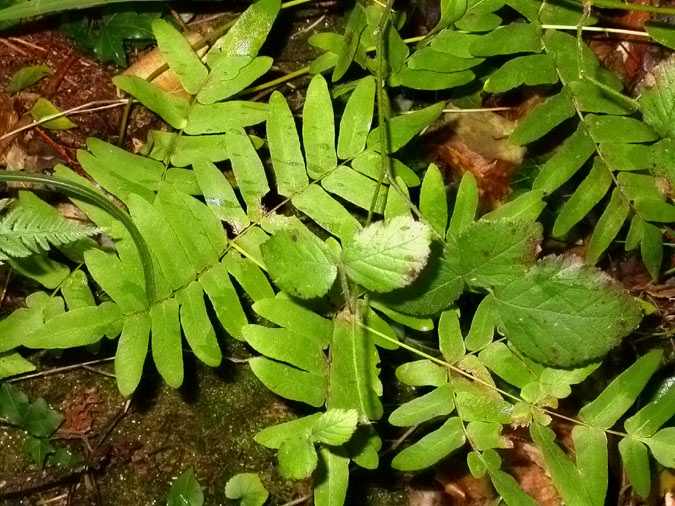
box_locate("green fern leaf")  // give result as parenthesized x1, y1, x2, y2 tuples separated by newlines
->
(267, 91, 308, 196)
(337, 76, 376, 160)
(185, 101, 268, 134)
(391, 417, 464, 471)
(329, 310, 382, 420)
(579, 350, 663, 429)
(618, 438, 651, 499)
(0, 196, 99, 261)
(389, 384, 454, 427)
(303, 74, 337, 179)
(484, 54, 558, 93)
(470, 23, 542, 56)
(314, 447, 350, 506)
(531, 423, 596, 506)
(114, 75, 189, 129)
(625, 377, 675, 438)
(152, 18, 207, 95)
(552, 158, 612, 238)
(115, 313, 151, 397)
(207, 0, 280, 59)
(586, 188, 630, 264)
(511, 90, 575, 145)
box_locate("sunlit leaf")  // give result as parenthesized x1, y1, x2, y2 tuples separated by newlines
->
(579, 350, 663, 429)
(311, 409, 359, 445)
(225, 473, 269, 506)
(391, 417, 465, 471)
(337, 76, 375, 160)
(314, 447, 350, 506)
(167, 468, 203, 506)
(261, 226, 337, 299)
(152, 18, 207, 94)
(342, 216, 432, 293)
(278, 435, 318, 480)
(303, 74, 337, 179)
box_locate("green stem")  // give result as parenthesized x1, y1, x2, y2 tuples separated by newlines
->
(280, 0, 315, 8)
(245, 65, 311, 94)
(541, 24, 650, 37)
(242, 35, 427, 96)
(358, 321, 629, 437)
(367, 0, 395, 226)
(0, 171, 156, 305)
(584, 0, 675, 15)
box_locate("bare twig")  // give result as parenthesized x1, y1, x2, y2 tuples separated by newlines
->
(0, 268, 11, 311)
(8, 36, 47, 52)
(0, 100, 129, 142)
(442, 107, 513, 113)
(34, 127, 78, 166)
(541, 24, 651, 38)
(0, 38, 29, 56)
(387, 425, 418, 454)
(280, 495, 312, 506)
(291, 14, 326, 38)
(8, 357, 115, 383)
(94, 399, 132, 450)
(81, 366, 116, 379)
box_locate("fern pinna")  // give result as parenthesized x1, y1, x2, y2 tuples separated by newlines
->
(0, 0, 673, 504)
(312, 0, 675, 280)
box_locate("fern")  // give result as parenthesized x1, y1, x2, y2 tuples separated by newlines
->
(0, 4, 439, 395)
(0, 193, 99, 261)
(312, 1, 675, 281)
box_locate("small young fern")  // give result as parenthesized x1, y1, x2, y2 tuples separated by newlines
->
(0, 194, 99, 261)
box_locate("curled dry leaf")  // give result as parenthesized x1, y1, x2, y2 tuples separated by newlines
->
(589, 3, 669, 90)
(425, 109, 526, 207)
(434, 465, 496, 505)
(501, 432, 562, 506)
(58, 387, 103, 436)
(0, 91, 20, 157)
(123, 30, 206, 99)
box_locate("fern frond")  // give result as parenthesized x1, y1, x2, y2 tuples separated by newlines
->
(0, 199, 99, 261)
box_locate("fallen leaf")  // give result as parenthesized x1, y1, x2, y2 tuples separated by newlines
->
(426, 109, 526, 207)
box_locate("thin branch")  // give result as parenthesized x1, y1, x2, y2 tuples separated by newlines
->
(7, 357, 114, 383)
(280, 495, 311, 506)
(387, 425, 418, 453)
(244, 65, 311, 94)
(583, 0, 675, 15)
(0, 100, 129, 141)
(442, 107, 513, 113)
(541, 24, 651, 37)
(81, 366, 116, 379)
(358, 321, 630, 438)
(367, 0, 395, 226)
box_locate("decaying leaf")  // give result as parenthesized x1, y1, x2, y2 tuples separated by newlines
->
(426, 109, 526, 207)
(123, 30, 205, 98)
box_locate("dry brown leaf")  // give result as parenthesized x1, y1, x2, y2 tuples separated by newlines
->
(123, 31, 206, 98)
(435, 463, 496, 505)
(426, 109, 526, 208)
